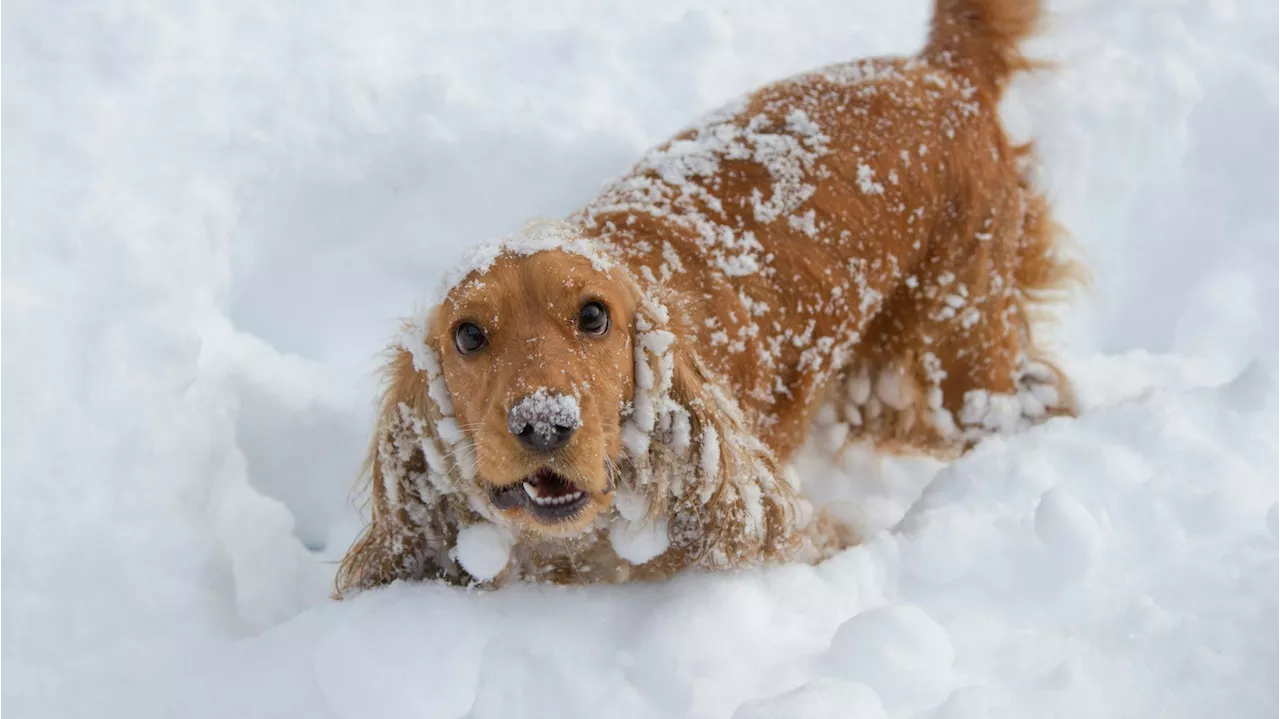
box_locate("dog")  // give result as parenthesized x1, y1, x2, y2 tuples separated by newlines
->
(336, 0, 1081, 593)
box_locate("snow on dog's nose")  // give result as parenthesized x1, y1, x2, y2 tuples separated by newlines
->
(507, 388, 581, 453)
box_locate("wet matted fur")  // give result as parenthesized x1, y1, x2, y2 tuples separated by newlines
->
(336, 0, 1083, 594)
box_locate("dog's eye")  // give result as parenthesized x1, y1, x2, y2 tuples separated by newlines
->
(453, 322, 487, 355)
(578, 301, 610, 336)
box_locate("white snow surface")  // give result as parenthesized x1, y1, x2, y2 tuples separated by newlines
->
(3, 1, 1276, 717)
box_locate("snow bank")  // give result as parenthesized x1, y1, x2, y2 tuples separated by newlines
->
(184, 362, 1275, 719)
(3, 0, 1275, 717)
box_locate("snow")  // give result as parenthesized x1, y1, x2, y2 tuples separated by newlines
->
(425, 217, 615, 308)
(453, 524, 515, 582)
(2, 0, 1276, 717)
(857, 162, 887, 195)
(734, 679, 887, 719)
(507, 387, 583, 437)
(610, 514, 672, 565)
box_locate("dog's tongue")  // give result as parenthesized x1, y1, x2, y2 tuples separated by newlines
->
(528, 469, 574, 497)
(490, 470, 575, 509)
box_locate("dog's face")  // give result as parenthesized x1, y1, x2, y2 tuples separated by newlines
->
(430, 250, 636, 536)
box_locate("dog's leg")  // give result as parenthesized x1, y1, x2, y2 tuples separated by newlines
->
(937, 179, 1081, 446)
(898, 184, 1078, 449)
(825, 185, 1078, 457)
(824, 292, 971, 458)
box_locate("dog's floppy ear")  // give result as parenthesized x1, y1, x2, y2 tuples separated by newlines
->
(334, 320, 489, 596)
(616, 289, 814, 571)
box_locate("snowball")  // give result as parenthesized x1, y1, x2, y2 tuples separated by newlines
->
(847, 368, 872, 405)
(428, 375, 454, 416)
(855, 163, 885, 195)
(435, 416, 465, 446)
(620, 419, 651, 457)
(875, 365, 910, 410)
(824, 421, 850, 450)
(613, 488, 650, 522)
(699, 425, 721, 482)
(631, 392, 657, 436)
(453, 439, 478, 480)
(739, 481, 765, 535)
(420, 437, 446, 475)
(1029, 381, 1060, 409)
(669, 407, 692, 452)
(609, 515, 670, 565)
(453, 523, 514, 581)
(398, 325, 440, 377)
(380, 459, 401, 506)
(983, 394, 1021, 431)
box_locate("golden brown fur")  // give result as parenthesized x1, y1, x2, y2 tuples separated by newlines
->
(336, 0, 1082, 594)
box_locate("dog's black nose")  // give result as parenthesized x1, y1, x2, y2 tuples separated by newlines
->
(512, 421, 576, 452)
(507, 390, 581, 453)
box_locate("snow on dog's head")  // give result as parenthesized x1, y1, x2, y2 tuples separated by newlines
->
(336, 218, 805, 593)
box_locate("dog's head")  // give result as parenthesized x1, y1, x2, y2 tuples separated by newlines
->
(426, 244, 637, 534)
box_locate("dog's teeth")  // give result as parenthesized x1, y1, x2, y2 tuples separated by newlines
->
(524, 487, 585, 510)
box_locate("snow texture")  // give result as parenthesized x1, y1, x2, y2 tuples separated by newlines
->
(425, 217, 615, 307)
(3, 0, 1276, 717)
(507, 388, 583, 437)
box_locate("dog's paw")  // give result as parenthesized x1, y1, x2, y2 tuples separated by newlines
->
(816, 359, 961, 454)
(958, 356, 1070, 442)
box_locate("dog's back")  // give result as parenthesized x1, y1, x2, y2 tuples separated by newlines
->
(576, 0, 1077, 462)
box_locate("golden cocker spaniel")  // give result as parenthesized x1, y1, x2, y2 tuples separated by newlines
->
(337, 0, 1081, 594)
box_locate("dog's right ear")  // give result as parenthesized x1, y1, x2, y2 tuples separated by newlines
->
(334, 320, 480, 597)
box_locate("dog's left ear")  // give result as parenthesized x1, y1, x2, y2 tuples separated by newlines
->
(334, 321, 490, 596)
(616, 288, 815, 571)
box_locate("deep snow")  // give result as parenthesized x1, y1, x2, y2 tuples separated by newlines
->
(2, 0, 1276, 717)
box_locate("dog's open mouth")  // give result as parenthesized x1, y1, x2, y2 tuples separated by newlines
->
(489, 468, 590, 522)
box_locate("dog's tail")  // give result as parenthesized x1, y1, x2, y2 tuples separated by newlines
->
(923, 0, 1041, 96)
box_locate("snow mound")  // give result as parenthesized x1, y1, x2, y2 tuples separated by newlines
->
(180, 368, 1273, 719)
